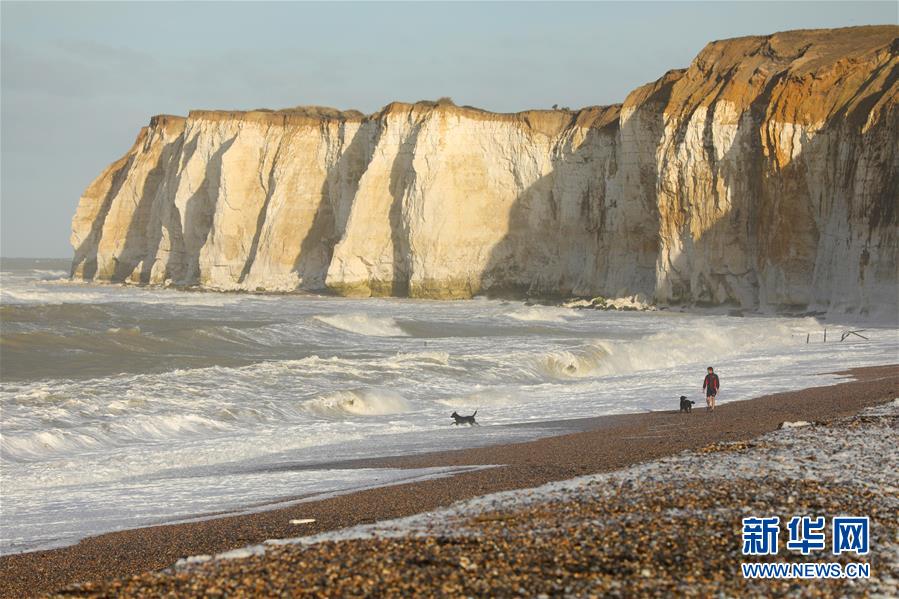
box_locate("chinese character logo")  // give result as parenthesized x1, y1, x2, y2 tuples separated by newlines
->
(786, 516, 826, 554)
(742, 516, 780, 555)
(833, 517, 869, 555)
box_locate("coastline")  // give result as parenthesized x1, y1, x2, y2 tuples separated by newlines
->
(1, 364, 896, 598)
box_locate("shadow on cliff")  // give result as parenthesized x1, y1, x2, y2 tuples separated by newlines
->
(474, 54, 896, 311)
(385, 121, 423, 296)
(651, 76, 780, 309)
(99, 133, 235, 286)
(477, 82, 675, 301)
(108, 136, 186, 283)
(238, 138, 283, 285)
(176, 135, 237, 285)
(70, 155, 136, 280)
(291, 120, 375, 290)
(143, 132, 202, 284)
(661, 62, 898, 313)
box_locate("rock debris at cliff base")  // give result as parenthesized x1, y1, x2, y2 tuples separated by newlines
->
(71, 25, 898, 314)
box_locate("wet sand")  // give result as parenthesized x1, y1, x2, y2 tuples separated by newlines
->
(2, 364, 897, 598)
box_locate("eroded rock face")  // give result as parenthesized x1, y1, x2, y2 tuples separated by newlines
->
(71, 26, 898, 314)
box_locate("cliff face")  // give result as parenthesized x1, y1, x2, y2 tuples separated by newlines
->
(71, 26, 899, 314)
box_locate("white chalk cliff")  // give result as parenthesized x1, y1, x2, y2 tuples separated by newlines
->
(71, 26, 899, 314)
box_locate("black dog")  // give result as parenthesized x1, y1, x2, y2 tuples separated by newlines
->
(451, 410, 479, 426)
(679, 396, 695, 413)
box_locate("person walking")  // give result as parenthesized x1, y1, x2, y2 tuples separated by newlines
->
(703, 366, 720, 412)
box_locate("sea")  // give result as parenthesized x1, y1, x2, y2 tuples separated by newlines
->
(1, 257, 896, 555)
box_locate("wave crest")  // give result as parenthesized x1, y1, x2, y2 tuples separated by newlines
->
(534, 319, 804, 380)
(313, 314, 408, 337)
(302, 389, 411, 417)
(538, 345, 609, 379)
(0, 413, 229, 463)
(505, 306, 582, 324)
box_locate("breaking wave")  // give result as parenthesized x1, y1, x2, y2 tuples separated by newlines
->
(538, 345, 610, 379)
(533, 318, 807, 380)
(314, 314, 409, 337)
(302, 389, 412, 417)
(1, 413, 230, 463)
(505, 306, 583, 324)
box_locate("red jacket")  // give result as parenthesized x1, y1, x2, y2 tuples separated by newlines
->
(703, 373, 720, 393)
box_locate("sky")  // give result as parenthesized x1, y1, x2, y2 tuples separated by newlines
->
(1, 1, 896, 258)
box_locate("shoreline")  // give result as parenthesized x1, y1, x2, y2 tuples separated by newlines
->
(78, 391, 898, 597)
(1, 364, 896, 597)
